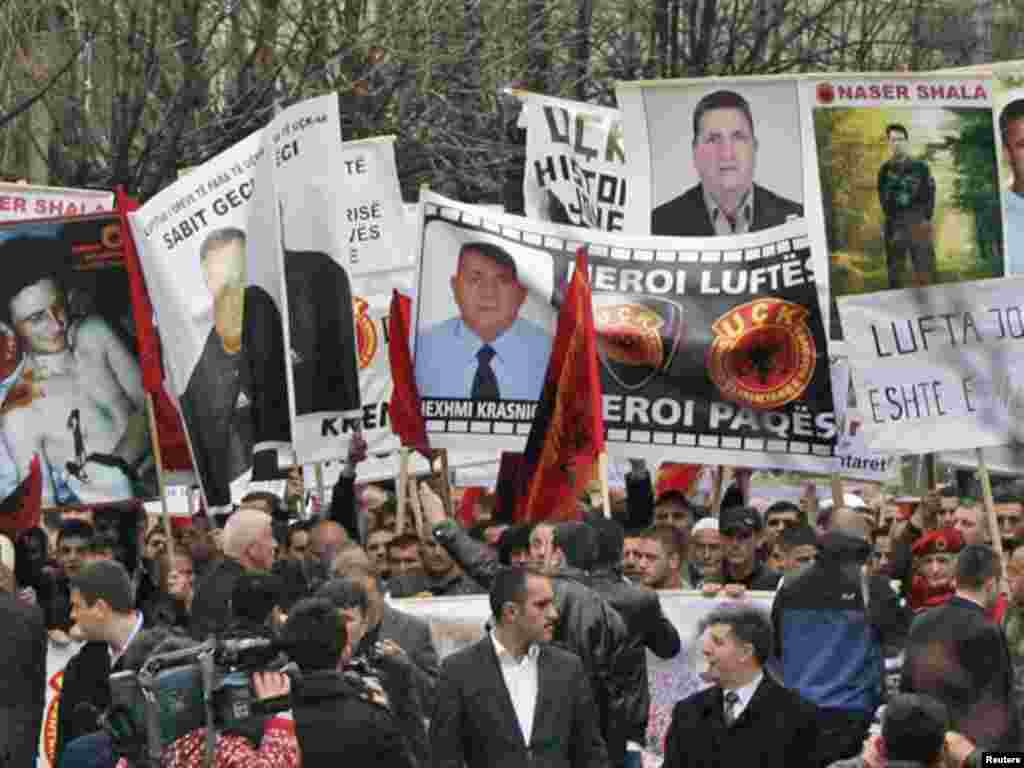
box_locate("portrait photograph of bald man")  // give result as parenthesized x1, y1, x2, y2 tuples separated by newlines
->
(642, 84, 805, 237)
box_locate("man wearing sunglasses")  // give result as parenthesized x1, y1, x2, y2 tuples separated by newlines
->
(718, 507, 780, 591)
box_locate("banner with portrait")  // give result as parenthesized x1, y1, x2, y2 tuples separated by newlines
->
(837, 275, 1024, 455)
(517, 91, 631, 231)
(413, 191, 838, 470)
(992, 66, 1024, 276)
(804, 74, 1004, 341)
(0, 213, 156, 508)
(0, 182, 112, 222)
(129, 129, 273, 511)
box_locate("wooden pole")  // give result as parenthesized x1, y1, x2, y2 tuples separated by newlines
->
(144, 393, 173, 542)
(710, 466, 728, 517)
(598, 451, 612, 519)
(976, 448, 1007, 581)
(314, 462, 325, 514)
(396, 448, 409, 535)
(831, 472, 845, 510)
(408, 463, 424, 535)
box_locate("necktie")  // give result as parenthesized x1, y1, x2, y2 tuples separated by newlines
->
(471, 345, 500, 400)
(723, 690, 740, 726)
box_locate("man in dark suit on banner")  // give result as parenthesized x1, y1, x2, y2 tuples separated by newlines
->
(662, 604, 819, 768)
(651, 90, 803, 237)
(430, 566, 608, 768)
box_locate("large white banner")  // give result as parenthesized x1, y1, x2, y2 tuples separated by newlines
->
(413, 190, 838, 471)
(830, 356, 899, 482)
(838, 276, 1024, 455)
(517, 92, 630, 231)
(0, 182, 112, 221)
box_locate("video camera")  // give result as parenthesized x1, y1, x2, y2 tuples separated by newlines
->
(104, 634, 295, 768)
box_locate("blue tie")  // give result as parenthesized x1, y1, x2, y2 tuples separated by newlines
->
(472, 345, 500, 400)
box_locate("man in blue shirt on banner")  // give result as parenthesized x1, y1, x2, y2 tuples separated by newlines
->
(416, 241, 552, 401)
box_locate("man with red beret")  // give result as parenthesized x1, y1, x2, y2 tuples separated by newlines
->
(909, 527, 963, 613)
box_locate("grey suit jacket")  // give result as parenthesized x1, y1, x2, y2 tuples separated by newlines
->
(430, 637, 609, 768)
(380, 603, 441, 709)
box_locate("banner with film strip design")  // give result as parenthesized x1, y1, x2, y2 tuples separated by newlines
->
(413, 191, 837, 470)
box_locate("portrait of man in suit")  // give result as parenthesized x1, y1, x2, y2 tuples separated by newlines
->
(663, 604, 819, 768)
(430, 566, 608, 768)
(416, 241, 552, 401)
(650, 90, 804, 237)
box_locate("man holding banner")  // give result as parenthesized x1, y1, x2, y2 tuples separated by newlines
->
(416, 241, 551, 401)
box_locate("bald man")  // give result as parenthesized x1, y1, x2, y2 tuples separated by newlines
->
(773, 505, 909, 765)
(190, 507, 276, 639)
(312, 520, 350, 570)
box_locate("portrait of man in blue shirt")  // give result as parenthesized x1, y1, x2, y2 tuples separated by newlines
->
(416, 241, 552, 401)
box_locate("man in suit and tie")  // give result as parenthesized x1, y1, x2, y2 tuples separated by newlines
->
(650, 90, 803, 237)
(430, 566, 609, 768)
(662, 604, 819, 768)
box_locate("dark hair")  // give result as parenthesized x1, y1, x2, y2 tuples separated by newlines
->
(230, 571, 285, 626)
(589, 519, 625, 568)
(457, 241, 519, 278)
(655, 492, 699, 521)
(698, 604, 773, 665)
(199, 227, 246, 264)
(71, 560, 134, 613)
(765, 501, 802, 523)
(58, 519, 95, 545)
(956, 544, 999, 590)
(1000, 99, 1024, 146)
(692, 90, 755, 145)
(778, 525, 818, 551)
(553, 522, 599, 570)
(88, 534, 118, 557)
(490, 566, 530, 622)
(0, 236, 70, 325)
(645, 524, 688, 560)
(281, 597, 347, 671)
(883, 693, 948, 763)
(497, 524, 533, 565)
(315, 577, 369, 614)
(886, 123, 909, 140)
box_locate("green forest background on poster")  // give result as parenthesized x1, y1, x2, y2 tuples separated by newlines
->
(815, 107, 1004, 297)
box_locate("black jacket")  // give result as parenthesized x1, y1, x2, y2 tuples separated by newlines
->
(663, 673, 820, 768)
(720, 560, 781, 591)
(430, 636, 608, 768)
(434, 522, 631, 763)
(0, 593, 45, 768)
(388, 569, 485, 598)
(651, 183, 803, 237)
(290, 668, 417, 768)
(189, 556, 246, 640)
(349, 652, 431, 768)
(588, 568, 681, 744)
(901, 595, 1019, 750)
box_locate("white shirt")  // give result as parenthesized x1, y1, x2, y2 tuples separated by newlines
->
(109, 611, 144, 668)
(723, 671, 763, 722)
(491, 631, 540, 745)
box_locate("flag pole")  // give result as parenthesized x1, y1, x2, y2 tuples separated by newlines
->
(831, 472, 845, 510)
(144, 393, 173, 542)
(599, 451, 611, 519)
(396, 447, 409, 535)
(711, 466, 728, 517)
(314, 462, 325, 513)
(409, 460, 424, 535)
(976, 448, 1007, 581)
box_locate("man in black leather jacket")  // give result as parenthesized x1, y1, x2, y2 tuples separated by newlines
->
(423, 484, 631, 767)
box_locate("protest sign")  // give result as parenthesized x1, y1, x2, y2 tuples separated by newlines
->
(993, 69, 1024, 275)
(413, 191, 837, 470)
(830, 356, 899, 482)
(0, 182, 112, 222)
(129, 129, 279, 511)
(838, 276, 1024, 455)
(517, 91, 630, 231)
(0, 213, 157, 507)
(804, 74, 1004, 340)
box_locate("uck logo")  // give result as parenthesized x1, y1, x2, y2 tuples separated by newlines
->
(353, 297, 377, 370)
(592, 295, 685, 390)
(707, 298, 816, 411)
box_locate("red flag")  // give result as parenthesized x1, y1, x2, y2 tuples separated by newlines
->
(388, 290, 431, 457)
(0, 453, 41, 539)
(116, 188, 192, 471)
(519, 247, 605, 523)
(655, 463, 703, 500)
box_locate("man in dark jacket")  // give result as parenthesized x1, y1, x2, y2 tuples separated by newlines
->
(901, 544, 1019, 751)
(719, 507, 780, 590)
(424, 486, 630, 767)
(0, 562, 46, 767)
(281, 597, 416, 768)
(588, 518, 681, 768)
(773, 507, 909, 766)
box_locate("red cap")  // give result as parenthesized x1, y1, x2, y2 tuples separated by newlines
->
(655, 463, 702, 501)
(912, 526, 964, 557)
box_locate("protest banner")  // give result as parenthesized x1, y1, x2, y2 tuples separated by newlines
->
(129, 129, 280, 511)
(0, 182, 112, 222)
(394, 591, 773, 762)
(838, 275, 1024, 455)
(830, 356, 899, 482)
(804, 74, 1004, 340)
(516, 91, 630, 231)
(0, 213, 157, 508)
(993, 69, 1024, 275)
(413, 191, 837, 471)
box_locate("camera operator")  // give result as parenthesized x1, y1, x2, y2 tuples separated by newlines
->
(315, 577, 430, 766)
(280, 597, 416, 768)
(131, 634, 300, 768)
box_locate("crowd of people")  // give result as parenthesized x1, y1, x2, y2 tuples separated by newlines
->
(2, 444, 1021, 768)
